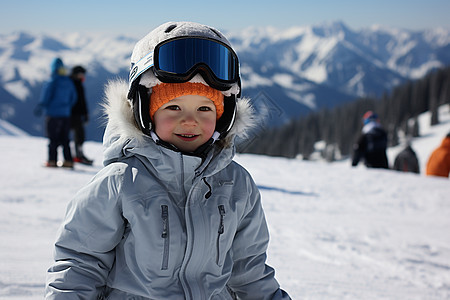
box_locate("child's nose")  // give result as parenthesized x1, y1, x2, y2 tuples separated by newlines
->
(181, 111, 197, 125)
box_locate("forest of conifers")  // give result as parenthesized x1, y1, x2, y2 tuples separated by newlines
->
(239, 65, 450, 161)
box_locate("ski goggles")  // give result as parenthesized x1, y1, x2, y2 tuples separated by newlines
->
(129, 37, 239, 91)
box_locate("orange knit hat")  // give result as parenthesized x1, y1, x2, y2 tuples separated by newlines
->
(150, 82, 224, 120)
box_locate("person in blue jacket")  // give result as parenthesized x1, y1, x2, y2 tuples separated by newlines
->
(45, 22, 291, 299)
(38, 57, 77, 168)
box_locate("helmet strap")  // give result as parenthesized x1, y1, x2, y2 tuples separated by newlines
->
(215, 95, 237, 139)
(130, 83, 152, 135)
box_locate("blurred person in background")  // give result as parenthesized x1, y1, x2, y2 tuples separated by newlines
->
(70, 66, 93, 165)
(393, 138, 420, 174)
(36, 57, 77, 168)
(426, 132, 450, 178)
(352, 111, 389, 169)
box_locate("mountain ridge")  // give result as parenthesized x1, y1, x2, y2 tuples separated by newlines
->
(1, 21, 449, 141)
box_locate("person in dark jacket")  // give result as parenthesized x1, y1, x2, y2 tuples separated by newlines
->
(37, 57, 77, 168)
(352, 111, 389, 169)
(70, 66, 93, 165)
(393, 140, 420, 173)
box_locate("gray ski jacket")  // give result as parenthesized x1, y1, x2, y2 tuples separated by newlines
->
(45, 80, 290, 300)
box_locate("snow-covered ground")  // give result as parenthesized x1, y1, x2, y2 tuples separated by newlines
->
(0, 105, 449, 299)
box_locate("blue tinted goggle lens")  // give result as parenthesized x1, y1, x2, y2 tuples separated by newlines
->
(155, 38, 238, 82)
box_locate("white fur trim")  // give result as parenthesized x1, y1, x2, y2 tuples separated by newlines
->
(227, 97, 256, 139)
(102, 79, 146, 145)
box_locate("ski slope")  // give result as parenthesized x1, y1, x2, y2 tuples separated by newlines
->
(0, 105, 449, 299)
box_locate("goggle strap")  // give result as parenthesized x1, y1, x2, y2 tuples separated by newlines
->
(215, 95, 237, 139)
(129, 51, 154, 89)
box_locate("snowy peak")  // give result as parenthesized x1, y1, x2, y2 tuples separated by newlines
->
(310, 21, 352, 38)
(230, 22, 450, 93)
(0, 22, 449, 140)
(1, 22, 449, 98)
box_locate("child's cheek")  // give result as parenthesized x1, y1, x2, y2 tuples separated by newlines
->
(155, 116, 177, 139)
(202, 117, 216, 135)
(157, 113, 178, 127)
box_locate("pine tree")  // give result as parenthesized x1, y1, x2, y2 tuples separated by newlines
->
(411, 117, 420, 137)
(238, 66, 450, 159)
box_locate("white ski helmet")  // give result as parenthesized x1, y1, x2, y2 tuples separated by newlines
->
(127, 21, 241, 144)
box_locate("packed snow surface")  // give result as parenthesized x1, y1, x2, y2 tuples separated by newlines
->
(0, 106, 449, 299)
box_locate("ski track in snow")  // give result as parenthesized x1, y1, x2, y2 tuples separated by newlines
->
(1, 105, 450, 299)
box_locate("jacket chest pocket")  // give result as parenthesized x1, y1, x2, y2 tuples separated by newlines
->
(124, 196, 183, 274)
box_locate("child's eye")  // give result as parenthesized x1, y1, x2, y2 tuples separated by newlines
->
(198, 106, 213, 111)
(165, 105, 180, 111)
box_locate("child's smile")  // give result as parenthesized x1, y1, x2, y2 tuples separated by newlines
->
(176, 133, 199, 141)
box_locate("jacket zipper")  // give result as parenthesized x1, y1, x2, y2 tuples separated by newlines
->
(161, 205, 169, 270)
(216, 205, 225, 265)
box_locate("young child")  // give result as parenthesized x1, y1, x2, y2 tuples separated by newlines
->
(46, 21, 290, 300)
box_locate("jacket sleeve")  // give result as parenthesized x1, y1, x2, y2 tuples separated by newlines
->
(39, 81, 55, 108)
(79, 84, 89, 115)
(69, 80, 78, 108)
(227, 170, 291, 300)
(352, 134, 366, 166)
(45, 165, 126, 299)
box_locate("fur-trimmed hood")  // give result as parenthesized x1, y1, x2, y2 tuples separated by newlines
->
(101, 79, 255, 166)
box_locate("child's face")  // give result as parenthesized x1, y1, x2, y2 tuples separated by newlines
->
(153, 95, 217, 152)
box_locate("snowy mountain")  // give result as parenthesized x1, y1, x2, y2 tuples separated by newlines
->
(0, 105, 449, 299)
(1, 21, 449, 141)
